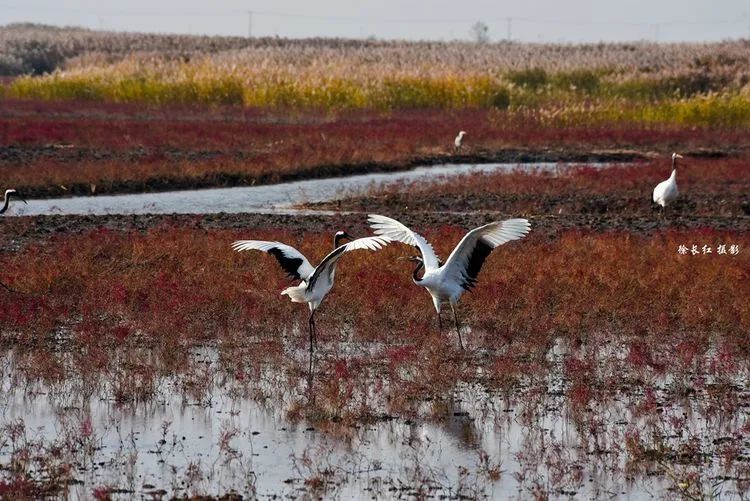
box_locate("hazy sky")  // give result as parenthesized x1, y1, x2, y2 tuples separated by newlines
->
(1, 0, 749, 42)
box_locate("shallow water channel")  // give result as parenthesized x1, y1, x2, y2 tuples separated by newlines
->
(11, 162, 596, 216)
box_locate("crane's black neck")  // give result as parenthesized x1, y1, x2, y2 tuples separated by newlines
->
(333, 233, 349, 249)
(411, 260, 424, 283)
(672, 156, 678, 170)
(0, 194, 9, 214)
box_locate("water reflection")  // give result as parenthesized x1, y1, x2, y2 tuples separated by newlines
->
(2, 336, 745, 498)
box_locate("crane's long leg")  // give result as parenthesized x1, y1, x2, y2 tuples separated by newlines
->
(451, 304, 463, 350)
(306, 307, 318, 391)
(437, 312, 443, 331)
(313, 312, 318, 349)
(307, 354, 315, 396)
(308, 311, 316, 354)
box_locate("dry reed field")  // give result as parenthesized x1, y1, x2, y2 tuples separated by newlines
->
(3, 25, 750, 124)
(1, 24, 750, 498)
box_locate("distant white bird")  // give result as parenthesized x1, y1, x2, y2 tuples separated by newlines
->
(0, 189, 27, 215)
(652, 153, 683, 212)
(368, 214, 530, 349)
(231, 232, 390, 353)
(454, 131, 467, 152)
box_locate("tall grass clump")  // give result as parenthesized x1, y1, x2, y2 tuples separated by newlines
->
(9, 66, 246, 105)
(605, 71, 731, 100)
(641, 93, 750, 126)
(7, 59, 510, 109)
(525, 92, 750, 128)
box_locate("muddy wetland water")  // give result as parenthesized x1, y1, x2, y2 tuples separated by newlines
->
(3, 336, 749, 499)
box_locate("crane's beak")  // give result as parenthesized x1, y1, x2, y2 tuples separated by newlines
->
(676, 154, 684, 159)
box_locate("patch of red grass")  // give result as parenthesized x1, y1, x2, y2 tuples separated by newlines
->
(634, 387, 659, 416)
(626, 341, 661, 371)
(91, 486, 112, 501)
(2, 99, 750, 196)
(2, 100, 748, 150)
(0, 477, 42, 497)
(0, 225, 747, 394)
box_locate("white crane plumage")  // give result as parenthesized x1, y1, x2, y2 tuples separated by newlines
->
(0, 189, 27, 215)
(454, 131, 467, 152)
(368, 214, 530, 348)
(652, 152, 683, 211)
(231, 231, 390, 353)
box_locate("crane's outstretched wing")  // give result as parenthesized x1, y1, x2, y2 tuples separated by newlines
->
(306, 236, 390, 291)
(231, 240, 315, 281)
(367, 214, 441, 271)
(442, 218, 530, 291)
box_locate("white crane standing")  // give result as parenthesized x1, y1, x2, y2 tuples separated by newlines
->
(368, 214, 530, 349)
(0, 189, 27, 215)
(652, 153, 683, 214)
(231, 231, 390, 353)
(454, 131, 467, 152)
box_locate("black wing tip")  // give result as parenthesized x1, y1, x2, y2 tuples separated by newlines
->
(267, 247, 305, 281)
(464, 239, 494, 286)
(460, 277, 479, 292)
